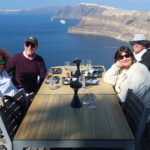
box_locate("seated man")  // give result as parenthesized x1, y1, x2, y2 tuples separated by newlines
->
(6, 36, 47, 95)
(129, 33, 150, 71)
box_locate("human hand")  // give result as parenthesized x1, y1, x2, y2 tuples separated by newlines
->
(115, 60, 123, 68)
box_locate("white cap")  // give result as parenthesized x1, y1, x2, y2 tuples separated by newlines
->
(129, 33, 150, 47)
(132, 33, 147, 41)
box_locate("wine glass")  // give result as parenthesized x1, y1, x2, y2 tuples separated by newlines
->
(86, 59, 92, 70)
(48, 68, 53, 77)
(79, 74, 86, 89)
(64, 61, 70, 70)
(81, 60, 85, 67)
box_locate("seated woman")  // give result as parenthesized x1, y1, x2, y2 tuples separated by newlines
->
(0, 49, 18, 106)
(103, 46, 150, 103)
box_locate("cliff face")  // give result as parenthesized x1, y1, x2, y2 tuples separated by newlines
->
(1, 3, 150, 42)
(68, 5, 150, 42)
(53, 4, 105, 19)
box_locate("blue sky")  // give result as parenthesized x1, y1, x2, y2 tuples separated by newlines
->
(0, 0, 150, 11)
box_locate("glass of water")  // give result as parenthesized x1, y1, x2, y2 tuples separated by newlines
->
(82, 88, 90, 105)
(88, 94, 96, 109)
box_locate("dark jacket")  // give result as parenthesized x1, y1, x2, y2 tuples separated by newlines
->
(140, 49, 150, 71)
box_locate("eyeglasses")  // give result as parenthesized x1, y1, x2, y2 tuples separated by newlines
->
(117, 53, 131, 60)
(0, 60, 5, 65)
(25, 42, 36, 48)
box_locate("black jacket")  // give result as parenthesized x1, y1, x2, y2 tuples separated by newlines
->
(140, 49, 150, 71)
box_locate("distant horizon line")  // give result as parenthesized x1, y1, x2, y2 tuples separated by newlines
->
(0, 3, 99, 11)
(0, 2, 149, 12)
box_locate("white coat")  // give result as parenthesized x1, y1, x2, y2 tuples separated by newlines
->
(103, 62, 150, 103)
(0, 71, 18, 97)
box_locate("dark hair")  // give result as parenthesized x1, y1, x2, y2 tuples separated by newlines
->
(0, 49, 9, 70)
(114, 46, 135, 63)
(140, 41, 150, 48)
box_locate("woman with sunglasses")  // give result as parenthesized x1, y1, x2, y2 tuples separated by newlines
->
(104, 46, 150, 103)
(0, 49, 18, 106)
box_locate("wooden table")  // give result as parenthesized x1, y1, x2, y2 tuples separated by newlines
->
(13, 66, 135, 150)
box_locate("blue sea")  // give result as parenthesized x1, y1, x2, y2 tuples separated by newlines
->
(0, 14, 130, 70)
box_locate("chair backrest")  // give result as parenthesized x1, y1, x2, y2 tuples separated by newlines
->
(13, 88, 27, 107)
(0, 89, 27, 150)
(122, 89, 150, 150)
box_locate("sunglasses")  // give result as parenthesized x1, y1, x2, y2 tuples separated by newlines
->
(117, 53, 131, 60)
(130, 41, 144, 46)
(0, 60, 5, 65)
(25, 42, 36, 48)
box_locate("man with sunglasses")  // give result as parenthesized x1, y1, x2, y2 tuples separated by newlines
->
(130, 34, 150, 150)
(6, 36, 47, 97)
(129, 33, 150, 71)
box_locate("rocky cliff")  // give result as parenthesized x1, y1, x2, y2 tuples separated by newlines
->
(53, 3, 105, 19)
(1, 3, 150, 42)
(68, 4, 150, 42)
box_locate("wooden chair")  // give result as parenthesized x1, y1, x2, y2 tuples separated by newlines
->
(0, 89, 27, 150)
(122, 89, 150, 150)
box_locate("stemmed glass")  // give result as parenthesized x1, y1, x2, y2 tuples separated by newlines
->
(48, 68, 53, 77)
(86, 59, 92, 70)
(81, 60, 85, 67)
(79, 74, 86, 88)
(64, 61, 70, 70)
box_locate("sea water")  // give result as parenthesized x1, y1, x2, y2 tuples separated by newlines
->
(0, 14, 130, 70)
